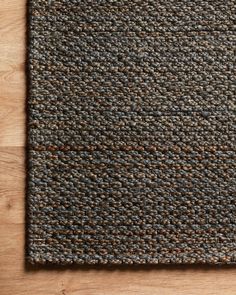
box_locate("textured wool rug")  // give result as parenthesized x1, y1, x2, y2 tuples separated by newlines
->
(27, 0, 236, 264)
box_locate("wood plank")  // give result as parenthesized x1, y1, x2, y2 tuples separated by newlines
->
(0, 0, 26, 147)
(0, 147, 25, 224)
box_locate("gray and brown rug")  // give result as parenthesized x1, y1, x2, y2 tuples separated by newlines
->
(27, 0, 236, 264)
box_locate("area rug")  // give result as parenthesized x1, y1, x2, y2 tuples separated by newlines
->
(27, 0, 236, 264)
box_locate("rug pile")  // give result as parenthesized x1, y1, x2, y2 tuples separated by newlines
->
(27, 0, 236, 264)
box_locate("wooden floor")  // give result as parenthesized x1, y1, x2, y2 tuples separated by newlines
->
(1, 1, 236, 294)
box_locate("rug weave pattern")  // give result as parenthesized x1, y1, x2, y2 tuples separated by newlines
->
(27, 0, 236, 264)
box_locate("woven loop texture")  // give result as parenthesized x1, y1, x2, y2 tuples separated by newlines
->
(28, 0, 236, 264)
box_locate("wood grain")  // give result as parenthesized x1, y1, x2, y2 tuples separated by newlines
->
(0, 0, 26, 147)
(1, 1, 236, 294)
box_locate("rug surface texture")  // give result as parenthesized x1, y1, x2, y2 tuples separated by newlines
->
(27, 0, 236, 264)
